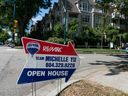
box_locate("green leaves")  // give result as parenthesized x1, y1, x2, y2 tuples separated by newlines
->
(0, 0, 52, 38)
(53, 23, 63, 38)
(68, 18, 78, 40)
(0, 30, 9, 42)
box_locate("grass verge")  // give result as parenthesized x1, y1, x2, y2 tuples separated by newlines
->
(76, 48, 126, 54)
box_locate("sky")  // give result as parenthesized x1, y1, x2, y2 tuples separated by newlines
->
(31, 0, 58, 25)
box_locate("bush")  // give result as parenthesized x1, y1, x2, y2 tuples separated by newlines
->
(47, 37, 64, 44)
(47, 37, 74, 44)
(0, 31, 9, 43)
(15, 38, 22, 46)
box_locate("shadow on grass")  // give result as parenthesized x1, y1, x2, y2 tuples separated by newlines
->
(89, 55, 128, 76)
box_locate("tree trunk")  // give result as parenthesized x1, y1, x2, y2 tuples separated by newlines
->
(101, 34, 103, 48)
(17, 20, 26, 45)
(18, 20, 26, 38)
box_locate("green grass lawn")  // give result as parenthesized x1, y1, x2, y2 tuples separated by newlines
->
(76, 48, 126, 54)
(15, 46, 126, 54)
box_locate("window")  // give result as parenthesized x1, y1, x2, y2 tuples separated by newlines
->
(82, 15, 90, 23)
(95, 0, 102, 3)
(83, 2, 88, 11)
(94, 15, 100, 26)
(79, 2, 90, 11)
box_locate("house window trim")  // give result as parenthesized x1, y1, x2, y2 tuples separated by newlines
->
(82, 14, 90, 23)
(79, 2, 90, 12)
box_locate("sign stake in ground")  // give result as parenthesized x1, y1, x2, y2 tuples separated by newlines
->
(17, 37, 80, 84)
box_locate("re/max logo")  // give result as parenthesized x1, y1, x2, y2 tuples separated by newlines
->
(27, 42, 40, 49)
(43, 46, 62, 52)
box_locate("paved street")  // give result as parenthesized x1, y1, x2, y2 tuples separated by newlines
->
(0, 46, 30, 96)
(0, 46, 128, 96)
(32, 54, 128, 96)
(0, 46, 57, 96)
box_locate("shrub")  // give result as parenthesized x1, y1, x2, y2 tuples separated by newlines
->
(47, 37, 64, 44)
(47, 37, 74, 44)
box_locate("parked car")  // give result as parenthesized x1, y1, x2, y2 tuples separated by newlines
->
(0, 42, 4, 45)
(7, 43, 15, 48)
(122, 43, 128, 53)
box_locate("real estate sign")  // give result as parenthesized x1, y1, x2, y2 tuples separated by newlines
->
(17, 37, 80, 84)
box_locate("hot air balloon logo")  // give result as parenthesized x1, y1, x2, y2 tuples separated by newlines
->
(26, 42, 40, 57)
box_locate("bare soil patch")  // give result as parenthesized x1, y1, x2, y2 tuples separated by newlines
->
(59, 80, 128, 96)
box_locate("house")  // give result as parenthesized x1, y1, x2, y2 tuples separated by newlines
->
(42, 0, 103, 33)
(60, 0, 103, 26)
(32, 0, 128, 40)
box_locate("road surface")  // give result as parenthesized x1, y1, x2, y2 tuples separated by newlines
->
(0, 46, 128, 96)
(0, 46, 58, 96)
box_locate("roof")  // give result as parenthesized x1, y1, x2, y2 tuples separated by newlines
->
(89, 0, 96, 5)
(62, 0, 80, 14)
(62, 0, 96, 13)
(77, 0, 96, 5)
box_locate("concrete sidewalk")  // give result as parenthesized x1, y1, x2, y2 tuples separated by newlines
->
(26, 54, 128, 96)
(26, 79, 80, 96)
(27, 69, 128, 96)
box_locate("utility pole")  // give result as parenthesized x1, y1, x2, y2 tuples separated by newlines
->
(64, 0, 67, 44)
(12, 0, 16, 43)
(57, 0, 68, 95)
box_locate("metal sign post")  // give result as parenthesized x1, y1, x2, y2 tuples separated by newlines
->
(17, 37, 80, 95)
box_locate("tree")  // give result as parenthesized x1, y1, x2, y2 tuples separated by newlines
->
(68, 18, 78, 42)
(96, 0, 114, 47)
(112, 0, 128, 46)
(122, 33, 128, 43)
(0, 0, 11, 28)
(79, 25, 95, 45)
(0, 29, 9, 42)
(93, 26, 105, 47)
(0, 0, 51, 38)
(53, 23, 63, 38)
(28, 30, 42, 39)
(113, 0, 128, 19)
(96, 0, 113, 26)
(107, 26, 119, 43)
(93, 24, 121, 48)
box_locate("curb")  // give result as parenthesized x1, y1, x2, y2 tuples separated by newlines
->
(47, 79, 80, 96)
(26, 79, 80, 96)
